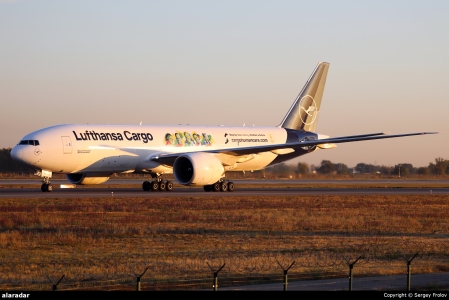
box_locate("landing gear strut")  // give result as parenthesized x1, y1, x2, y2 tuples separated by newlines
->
(204, 180, 235, 192)
(35, 170, 53, 193)
(142, 177, 173, 192)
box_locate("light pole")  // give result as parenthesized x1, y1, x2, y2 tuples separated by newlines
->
(398, 164, 402, 178)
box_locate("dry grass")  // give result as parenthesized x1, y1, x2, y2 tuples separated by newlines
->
(0, 194, 448, 289)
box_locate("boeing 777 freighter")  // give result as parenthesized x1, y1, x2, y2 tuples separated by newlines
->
(10, 62, 438, 192)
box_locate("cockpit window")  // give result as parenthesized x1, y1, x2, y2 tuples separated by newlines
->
(18, 140, 40, 146)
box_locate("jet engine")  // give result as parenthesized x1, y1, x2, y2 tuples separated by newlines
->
(173, 153, 224, 185)
(66, 173, 111, 185)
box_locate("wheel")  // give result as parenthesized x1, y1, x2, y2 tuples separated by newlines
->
(212, 182, 221, 192)
(46, 184, 53, 192)
(165, 181, 173, 191)
(203, 185, 212, 192)
(150, 181, 159, 191)
(228, 182, 235, 192)
(220, 181, 228, 192)
(41, 183, 48, 192)
(142, 181, 151, 191)
(158, 181, 166, 191)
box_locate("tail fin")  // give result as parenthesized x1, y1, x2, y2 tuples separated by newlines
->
(278, 62, 329, 132)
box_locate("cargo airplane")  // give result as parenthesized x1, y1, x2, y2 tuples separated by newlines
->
(10, 62, 438, 192)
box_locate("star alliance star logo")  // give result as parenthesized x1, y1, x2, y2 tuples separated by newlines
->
(298, 95, 318, 125)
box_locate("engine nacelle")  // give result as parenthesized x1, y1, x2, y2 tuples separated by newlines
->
(66, 173, 111, 185)
(173, 153, 224, 186)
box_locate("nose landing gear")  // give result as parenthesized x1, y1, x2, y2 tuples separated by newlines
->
(35, 170, 53, 192)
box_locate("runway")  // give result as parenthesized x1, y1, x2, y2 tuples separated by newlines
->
(1, 178, 449, 185)
(0, 186, 448, 198)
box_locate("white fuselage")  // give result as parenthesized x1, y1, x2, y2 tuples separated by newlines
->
(11, 124, 291, 175)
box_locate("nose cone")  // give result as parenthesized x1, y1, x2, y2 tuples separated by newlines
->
(10, 145, 34, 167)
(10, 146, 22, 162)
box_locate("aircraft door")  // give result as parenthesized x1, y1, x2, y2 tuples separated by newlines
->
(61, 136, 72, 154)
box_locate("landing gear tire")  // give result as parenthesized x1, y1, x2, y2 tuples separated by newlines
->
(212, 182, 221, 192)
(165, 181, 173, 191)
(220, 181, 228, 192)
(40, 183, 53, 192)
(204, 181, 235, 192)
(228, 182, 235, 192)
(142, 181, 151, 191)
(150, 181, 159, 191)
(145, 177, 173, 192)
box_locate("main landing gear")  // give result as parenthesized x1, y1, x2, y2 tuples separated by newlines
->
(40, 178, 53, 193)
(203, 180, 235, 192)
(142, 177, 173, 192)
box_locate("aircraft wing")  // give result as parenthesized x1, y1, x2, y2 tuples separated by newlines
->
(151, 131, 439, 166)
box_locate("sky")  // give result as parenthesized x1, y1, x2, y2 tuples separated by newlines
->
(1, 0, 448, 168)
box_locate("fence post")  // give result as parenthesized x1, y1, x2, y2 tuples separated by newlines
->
(135, 266, 150, 291)
(276, 259, 295, 291)
(343, 256, 363, 291)
(46, 274, 65, 291)
(207, 262, 226, 291)
(406, 253, 419, 291)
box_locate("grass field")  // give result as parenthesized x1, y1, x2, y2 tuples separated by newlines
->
(0, 193, 448, 290)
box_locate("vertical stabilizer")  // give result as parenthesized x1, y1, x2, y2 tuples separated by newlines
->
(279, 62, 329, 132)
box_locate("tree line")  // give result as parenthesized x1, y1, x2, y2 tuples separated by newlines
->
(317, 158, 449, 176)
(0, 147, 448, 177)
(0, 148, 34, 174)
(264, 158, 449, 177)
